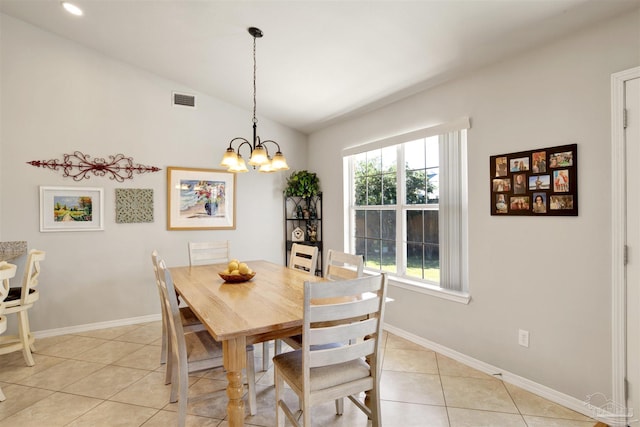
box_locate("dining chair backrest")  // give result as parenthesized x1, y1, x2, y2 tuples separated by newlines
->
(0, 262, 16, 307)
(151, 250, 170, 366)
(303, 273, 387, 370)
(289, 243, 319, 275)
(323, 249, 364, 280)
(188, 241, 230, 266)
(13, 250, 45, 307)
(274, 272, 388, 426)
(156, 260, 191, 359)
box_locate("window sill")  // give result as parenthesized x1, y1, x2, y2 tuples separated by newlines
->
(386, 275, 471, 304)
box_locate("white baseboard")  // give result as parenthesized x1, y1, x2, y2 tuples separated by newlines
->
(33, 314, 162, 339)
(383, 323, 621, 425)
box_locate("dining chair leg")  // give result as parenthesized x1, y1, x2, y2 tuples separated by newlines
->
(164, 336, 174, 385)
(18, 311, 35, 366)
(0, 386, 5, 402)
(246, 345, 257, 415)
(159, 315, 168, 365)
(335, 397, 344, 415)
(177, 355, 189, 427)
(262, 341, 270, 371)
(274, 366, 285, 427)
(169, 351, 179, 403)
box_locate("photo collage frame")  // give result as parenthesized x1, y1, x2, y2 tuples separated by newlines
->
(490, 143, 578, 216)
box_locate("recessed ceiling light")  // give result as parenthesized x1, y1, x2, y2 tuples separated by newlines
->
(61, 2, 83, 16)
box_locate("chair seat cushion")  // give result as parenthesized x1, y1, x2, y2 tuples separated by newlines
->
(273, 349, 371, 392)
(5, 287, 35, 302)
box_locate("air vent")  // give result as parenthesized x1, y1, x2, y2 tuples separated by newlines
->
(173, 92, 196, 108)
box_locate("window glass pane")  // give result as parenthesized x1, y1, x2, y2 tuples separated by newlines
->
(424, 210, 439, 244)
(366, 210, 380, 239)
(355, 237, 366, 256)
(381, 146, 396, 171)
(354, 157, 368, 206)
(381, 210, 395, 240)
(424, 243, 440, 282)
(406, 169, 427, 204)
(367, 176, 382, 205)
(426, 167, 439, 204)
(355, 210, 365, 238)
(381, 240, 397, 273)
(425, 136, 439, 168)
(406, 242, 423, 279)
(382, 172, 397, 205)
(405, 139, 425, 170)
(368, 150, 382, 173)
(406, 210, 422, 243)
(365, 239, 381, 270)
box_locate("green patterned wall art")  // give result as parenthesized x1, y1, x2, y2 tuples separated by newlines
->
(115, 189, 154, 223)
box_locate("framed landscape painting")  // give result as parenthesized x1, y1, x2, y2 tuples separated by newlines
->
(166, 167, 236, 230)
(40, 186, 104, 232)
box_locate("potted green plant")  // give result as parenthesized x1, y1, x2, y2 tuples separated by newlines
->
(285, 170, 320, 198)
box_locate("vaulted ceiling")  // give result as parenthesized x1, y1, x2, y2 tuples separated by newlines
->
(1, 0, 638, 133)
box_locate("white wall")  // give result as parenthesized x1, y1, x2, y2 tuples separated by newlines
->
(0, 15, 307, 331)
(309, 10, 640, 402)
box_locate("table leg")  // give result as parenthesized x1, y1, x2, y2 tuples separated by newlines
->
(223, 337, 247, 427)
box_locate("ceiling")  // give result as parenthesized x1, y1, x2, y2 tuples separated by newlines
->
(1, 0, 638, 134)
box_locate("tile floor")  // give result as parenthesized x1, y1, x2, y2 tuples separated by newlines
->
(0, 321, 600, 426)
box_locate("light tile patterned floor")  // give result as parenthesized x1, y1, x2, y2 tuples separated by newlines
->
(0, 322, 599, 426)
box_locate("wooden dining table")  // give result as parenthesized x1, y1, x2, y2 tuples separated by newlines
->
(169, 260, 326, 427)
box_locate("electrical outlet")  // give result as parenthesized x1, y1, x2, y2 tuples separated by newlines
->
(518, 329, 529, 347)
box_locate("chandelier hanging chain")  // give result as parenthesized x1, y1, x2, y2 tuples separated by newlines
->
(252, 34, 258, 125)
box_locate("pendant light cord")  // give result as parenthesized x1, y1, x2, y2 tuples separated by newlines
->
(252, 35, 258, 125)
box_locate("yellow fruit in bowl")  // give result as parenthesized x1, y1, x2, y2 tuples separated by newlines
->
(230, 269, 240, 275)
(227, 261, 239, 272)
(238, 263, 250, 275)
(221, 268, 230, 275)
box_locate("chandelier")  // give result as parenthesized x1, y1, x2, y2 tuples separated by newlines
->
(219, 27, 289, 173)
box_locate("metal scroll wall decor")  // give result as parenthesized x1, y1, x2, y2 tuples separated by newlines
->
(27, 151, 161, 182)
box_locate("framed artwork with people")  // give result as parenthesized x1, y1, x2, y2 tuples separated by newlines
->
(489, 143, 578, 216)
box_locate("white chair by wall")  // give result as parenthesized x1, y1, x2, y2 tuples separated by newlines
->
(283, 249, 365, 353)
(266, 243, 320, 370)
(188, 241, 230, 266)
(151, 251, 205, 371)
(289, 243, 319, 275)
(0, 249, 45, 367)
(273, 273, 388, 427)
(156, 257, 258, 425)
(0, 261, 18, 401)
(324, 249, 364, 281)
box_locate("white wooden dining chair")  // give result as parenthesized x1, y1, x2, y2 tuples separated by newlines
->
(289, 243, 319, 275)
(282, 249, 365, 354)
(0, 261, 18, 402)
(156, 258, 258, 425)
(188, 241, 230, 266)
(273, 273, 388, 427)
(324, 249, 364, 281)
(0, 250, 45, 367)
(151, 251, 205, 370)
(267, 243, 320, 370)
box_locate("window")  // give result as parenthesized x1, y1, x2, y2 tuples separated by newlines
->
(344, 119, 469, 296)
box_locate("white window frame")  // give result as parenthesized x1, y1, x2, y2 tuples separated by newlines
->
(343, 118, 470, 304)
